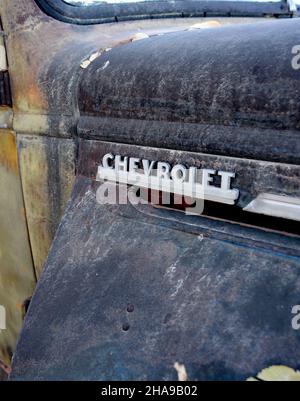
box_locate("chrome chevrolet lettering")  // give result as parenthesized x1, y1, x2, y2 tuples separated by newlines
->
(97, 154, 239, 205)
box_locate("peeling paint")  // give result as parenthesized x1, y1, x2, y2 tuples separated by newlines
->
(174, 362, 188, 382)
(131, 32, 149, 42)
(99, 60, 110, 71)
(188, 20, 221, 30)
(80, 50, 103, 69)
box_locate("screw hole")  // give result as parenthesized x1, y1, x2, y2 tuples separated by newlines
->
(122, 323, 130, 332)
(127, 304, 134, 313)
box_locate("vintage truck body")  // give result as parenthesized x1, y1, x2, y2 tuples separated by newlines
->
(0, 0, 299, 380)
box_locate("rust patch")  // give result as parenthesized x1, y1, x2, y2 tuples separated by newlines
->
(0, 130, 18, 174)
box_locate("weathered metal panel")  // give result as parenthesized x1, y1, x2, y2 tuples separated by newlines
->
(0, 129, 36, 367)
(78, 116, 300, 166)
(10, 176, 300, 381)
(1, 0, 299, 381)
(17, 134, 76, 277)
(0, 1, 269, 277)
(0, 0, 271, 137)
(78, 19, 300, 164)
(79, 19, 300, 130)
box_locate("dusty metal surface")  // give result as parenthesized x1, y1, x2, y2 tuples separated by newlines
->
(78, 19, 300, 164)
(0, 0, 299, 381)
(78, 117, 300, 166)
(11, 175, 300, 381)
(0, 0, 273, 137)
(0, 129, 36, 367)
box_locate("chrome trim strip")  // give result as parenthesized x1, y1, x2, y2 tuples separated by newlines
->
(244, 194, 300, 222)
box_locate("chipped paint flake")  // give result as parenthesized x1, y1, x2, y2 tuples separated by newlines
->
(131, 32, 150, 42)
(80, 60, 91, 69)
(174, 362, 188, 382)
(188, 21, 221, 30)
(80, 50, 103, 69)
(100, 60, 110, 71)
